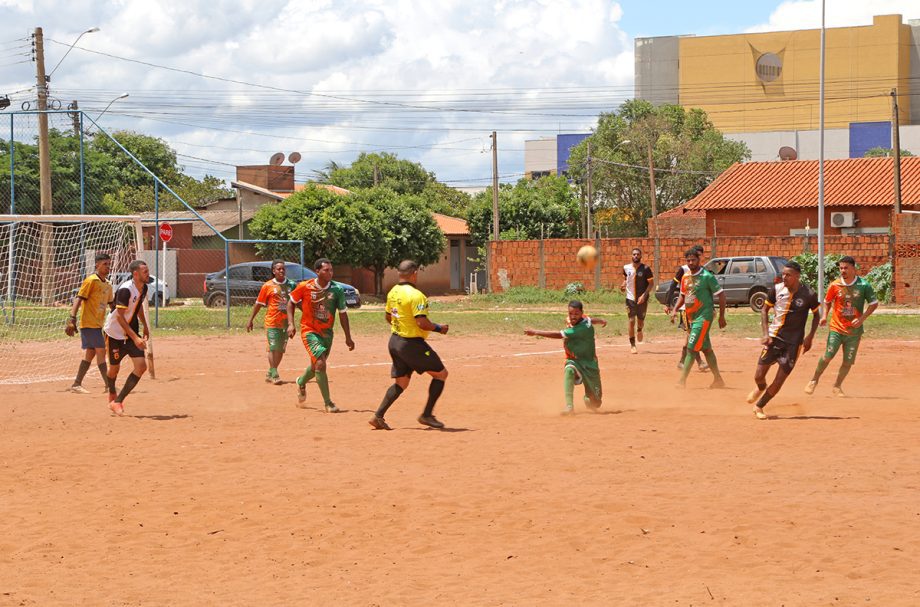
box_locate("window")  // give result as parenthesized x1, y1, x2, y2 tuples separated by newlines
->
(285, 264, 304, 281)
(729, 259, 753, 274)
(755, 258, 767, 273)
(228, 266, 250, 280)
(707, 259, 729, 275)
(252, 266, 272, 282)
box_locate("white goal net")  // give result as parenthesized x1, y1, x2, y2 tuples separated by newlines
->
(0, 215, 143, 384)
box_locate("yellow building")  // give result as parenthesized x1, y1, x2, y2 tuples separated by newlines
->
(635, 14, 919, 133)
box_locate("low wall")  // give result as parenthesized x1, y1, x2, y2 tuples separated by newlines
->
(894, 214, 920, 304)
(489, 234, 893, 294)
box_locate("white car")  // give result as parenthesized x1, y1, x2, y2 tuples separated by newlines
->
(114, 272, 170, 306)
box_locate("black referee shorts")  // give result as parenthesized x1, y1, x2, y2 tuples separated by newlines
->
(388, 334, 445, 378)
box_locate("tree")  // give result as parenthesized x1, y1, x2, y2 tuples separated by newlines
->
(863, 147, 914, 158)
(419, 181, 472, 218)
(467, 175, 580, 246)
(567, 99, 750, 236)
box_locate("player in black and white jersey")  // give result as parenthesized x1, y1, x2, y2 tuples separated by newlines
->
(103, 260, 151, 416)
(748, 260, 821, 419)
(620, 248, 653, 354)
(664, 244, 707, 371)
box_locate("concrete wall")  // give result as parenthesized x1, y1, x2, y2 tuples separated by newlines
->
(910, 24, 920, 124)
(635, 35, 679, 106)
(524, 138, 557, 176)
(727, 124, 920, 161)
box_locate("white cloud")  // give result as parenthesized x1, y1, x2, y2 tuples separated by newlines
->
(747, 0, 919, 32)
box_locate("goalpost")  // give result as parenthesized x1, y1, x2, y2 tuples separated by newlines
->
(0, 215, 145, 385)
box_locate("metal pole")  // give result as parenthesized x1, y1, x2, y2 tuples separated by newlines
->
(224, 239, 231, 328)
(154, 180, 160, 328)
(491, 131, 499, 240)
(817, 0, 826, 297)
(6, 115, 14, 323)
(891, 88, 902, 214)
(79, 113, 85, 214)
(299, 241, 304, 270)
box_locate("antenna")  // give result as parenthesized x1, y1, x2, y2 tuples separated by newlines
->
(778, 146, 797, 161)
(269, 152, 285, 166)
(288, 152, 301, 164)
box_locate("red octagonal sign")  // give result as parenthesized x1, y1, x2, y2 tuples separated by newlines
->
(159, 222, 173, 243)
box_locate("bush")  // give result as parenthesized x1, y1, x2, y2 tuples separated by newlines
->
(564, 282, 585, 297)
(791, 252, 843, 292)
(865, 262, 892, 303)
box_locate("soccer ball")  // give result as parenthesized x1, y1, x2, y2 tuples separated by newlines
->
(576, 245, 598, 269)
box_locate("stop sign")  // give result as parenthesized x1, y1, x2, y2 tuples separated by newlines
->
(159, 222, 173, 243)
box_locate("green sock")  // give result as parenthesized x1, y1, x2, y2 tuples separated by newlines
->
(563, 366, 576, 409)
(680, 352, 695, 382)
(315, 371, 332, 405)
(704, 350, 722, 380)
(297, 365, 315, 387)
(812, 357, 830, 382)
(269, 367, 277, 378)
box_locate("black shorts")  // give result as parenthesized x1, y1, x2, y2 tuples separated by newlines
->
(388, 334, 445, 378)
(758, 338, 803, 374)
(106, 334, 145, 366)
(626, 299, 648, 320)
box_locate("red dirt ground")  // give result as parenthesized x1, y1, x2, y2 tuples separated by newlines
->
(1, 331, 919, 605)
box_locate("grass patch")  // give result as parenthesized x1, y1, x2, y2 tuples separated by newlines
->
(460, 286, 629, 307)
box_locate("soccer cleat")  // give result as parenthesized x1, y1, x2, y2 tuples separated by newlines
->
(369, 416, 391, 430)
(832, 386, 846, 398)
(804, 380, 817, 395)
(676, 361, 685, 370)
(107, 392, 117, 403)
(69, 384, 90, 394)
(753, 405, 767, 420)
(109, 401, 124, 416)
(746, 387, 765, 404)
(296, 382, 307, 407)
(560, 406, 575, 416)
(698, 362, 710, 373)
(709, 378, 726, 389)
(418, 415, 445, 429)
(584, 396, 601, 412)
(264, 374, 273, 384)
(630, 345, 638, 354)
(324, 402, 341, 413)
(272, 376, 284, 386)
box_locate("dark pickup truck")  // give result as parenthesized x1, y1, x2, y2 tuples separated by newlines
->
(655, 255, 788, 312)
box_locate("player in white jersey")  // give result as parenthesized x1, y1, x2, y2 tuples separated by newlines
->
(620, 248, 653, 354)
(103, 260, 150, 416)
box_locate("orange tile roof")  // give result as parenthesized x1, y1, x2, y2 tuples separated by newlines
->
(433, 213, 469, 236)
(685, 157, 920, 210)
(657, 203, 706, 218)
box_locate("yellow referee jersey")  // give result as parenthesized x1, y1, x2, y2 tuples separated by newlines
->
(386, 282, 430, 339)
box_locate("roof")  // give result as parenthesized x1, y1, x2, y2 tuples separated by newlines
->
(231, 180, 352, 200)
(656, 203, 706, 219)
(433, 213, 469, 236)
(685, 157, 920, 211)
(138, 210, 257, 238)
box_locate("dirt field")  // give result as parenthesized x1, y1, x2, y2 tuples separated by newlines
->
(2, 330, 919, 605)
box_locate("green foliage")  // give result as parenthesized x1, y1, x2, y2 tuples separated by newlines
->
(865, 262, 892, 303)
(467, 175, 580, 245)
(418, 181, 471, 218)
(326, 152, 433, 195)
(791, 252, 843, 291)
(567, 99, 750, 236)
(249, 185, 444, 294)
(564, 282, 585, 297)
(863, 147, 914, 158)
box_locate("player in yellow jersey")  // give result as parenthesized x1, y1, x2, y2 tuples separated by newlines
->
(370, 260, 450, 430)
(65, 253, 115, 394)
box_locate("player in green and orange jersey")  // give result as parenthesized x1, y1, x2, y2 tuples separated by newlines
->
(804, 256, 878, 398)
(286, 258, 355, 412)
(246, 260, 297, 385)
(670, 247, 727, 389)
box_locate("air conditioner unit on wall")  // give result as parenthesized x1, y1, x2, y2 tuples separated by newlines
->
(831, 212, 856, 228)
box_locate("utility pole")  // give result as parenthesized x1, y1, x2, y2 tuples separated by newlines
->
(891, 88, 902, 214)
(68, 100, 80, 136)
(491, 131, 499, 240)
(586, 142, 593, 237)
(34, 27, 53, 214)
(646, 139, 661, 283)
(373, 163, 380, 187)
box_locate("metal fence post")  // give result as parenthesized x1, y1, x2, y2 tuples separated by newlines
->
(154, 180, 160, 328)
(8, 114, 15, 323)
(224, 239, 231, 329)
(79, 113, 85, 214)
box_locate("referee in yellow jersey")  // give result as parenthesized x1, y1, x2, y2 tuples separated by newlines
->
(370, 260, 449, 430)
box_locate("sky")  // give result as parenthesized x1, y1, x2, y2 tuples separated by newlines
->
(1, 0, 918, 187)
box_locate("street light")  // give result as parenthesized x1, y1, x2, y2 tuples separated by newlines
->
(48, 27, 100, 78)
(95, 93, 129, 122)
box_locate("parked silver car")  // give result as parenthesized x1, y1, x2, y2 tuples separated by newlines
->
(655, 255, 787, 312)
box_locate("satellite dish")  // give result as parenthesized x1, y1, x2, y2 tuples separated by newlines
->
(779, 146, 797, 161)
(288, 152, 302, 164)
(269, 152, 285, 166)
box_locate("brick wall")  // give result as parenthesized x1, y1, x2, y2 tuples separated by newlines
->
(648, 214, 706, 238)
(489, 234, 892, 292)
(894, 214, 920, 304)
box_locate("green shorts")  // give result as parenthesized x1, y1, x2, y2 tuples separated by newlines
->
(302, 331, 333, 364)
(266, 328, 288, 353)
(823, 331, 861, 365)
(687, 316, 714, 352)
(566, 360, 602, 404)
